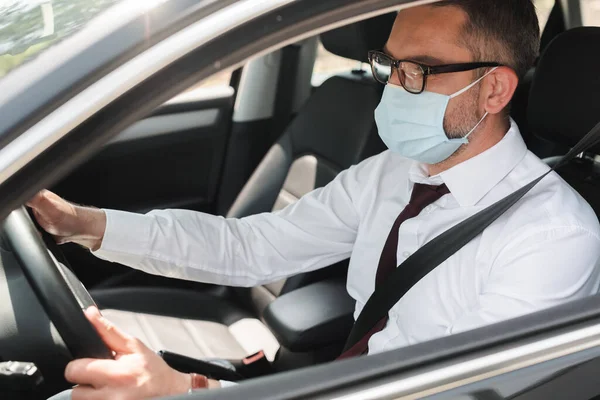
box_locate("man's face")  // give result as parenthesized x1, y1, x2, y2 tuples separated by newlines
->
(384, 6, 485, 138)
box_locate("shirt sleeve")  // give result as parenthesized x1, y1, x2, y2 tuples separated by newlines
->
(447, 225, 600, 335)
(92, 163, 367, 287)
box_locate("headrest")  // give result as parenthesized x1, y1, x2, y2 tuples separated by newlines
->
(529, 27, 600, 153)
(320, 13, 397, 63)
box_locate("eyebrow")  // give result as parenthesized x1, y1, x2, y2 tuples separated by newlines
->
(381, 47, 446, 66)
(408, 55, 446, 66)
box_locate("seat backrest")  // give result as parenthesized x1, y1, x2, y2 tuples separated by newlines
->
(511, 68, 570, 159)
(227, 13, 396, 314)
(510, 1, 568, 159)
(528, 27, 600, 217)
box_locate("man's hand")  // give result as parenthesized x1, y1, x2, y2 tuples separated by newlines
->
(66, 307, 204, 399)
(26, 190, 106, 250)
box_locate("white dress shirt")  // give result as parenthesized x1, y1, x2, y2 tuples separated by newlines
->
(94, 119, 600, 355)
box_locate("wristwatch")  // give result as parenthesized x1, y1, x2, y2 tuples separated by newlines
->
(188, 373, 209, 393)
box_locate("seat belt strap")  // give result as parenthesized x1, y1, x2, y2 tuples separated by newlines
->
(271, 44, 301, 142)
(343, 121, 600, 353)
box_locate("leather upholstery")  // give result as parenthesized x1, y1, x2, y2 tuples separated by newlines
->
(531, 28, 600, 218)
(551, 159, 600, 219)
(263, 279, 355, 352)
(92, 287, 251, 326)
(529, 28, 600, 154)
(228, 74, 385, 314)
(511, 68, 569, 160)
(227, 75, 385, 219)
(93, 288, 280, 361)
(271, 155, 339, 211)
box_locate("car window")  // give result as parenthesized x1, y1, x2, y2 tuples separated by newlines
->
(311, 39, 366, 87)
(0, 0, 128, 81)
(534, 0, 555, 31)
(581, 0, 600, 26)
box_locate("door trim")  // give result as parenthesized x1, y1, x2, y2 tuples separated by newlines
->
(331, 322, 600, 400)
(109, 109, 220, 145)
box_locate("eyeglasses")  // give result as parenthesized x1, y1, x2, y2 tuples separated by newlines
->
(367, 50, 502, 94)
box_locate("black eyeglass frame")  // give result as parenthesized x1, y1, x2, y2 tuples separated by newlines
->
(367, 50, 502, 94)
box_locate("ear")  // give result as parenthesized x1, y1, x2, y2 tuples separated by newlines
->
(482, 66, 519, 115)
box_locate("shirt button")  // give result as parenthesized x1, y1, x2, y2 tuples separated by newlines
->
(402, 251, 411, 258)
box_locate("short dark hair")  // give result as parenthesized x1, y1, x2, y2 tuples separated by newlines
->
(432, 0, 540, 80)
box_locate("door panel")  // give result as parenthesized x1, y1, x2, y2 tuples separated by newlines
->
(52, 90, 235, 214)
(428, 342, 600, 400)
(50, 89, 235, 289)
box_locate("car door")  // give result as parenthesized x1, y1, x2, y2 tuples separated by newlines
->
(50, 72, 238, 215)
(46, 72, 243, 289)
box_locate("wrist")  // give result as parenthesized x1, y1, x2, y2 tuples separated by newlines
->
(186, 373, 220, 393)
(171, 371, 193, 395)
(71, 207, 106, 251)
(208, 379, 221, 389)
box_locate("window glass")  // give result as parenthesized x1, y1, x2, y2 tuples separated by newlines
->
(581, 0, 600, 26)
(311, 40, 366, 86)
(0, 0, 125, 80)
(534, 0, 555, 31)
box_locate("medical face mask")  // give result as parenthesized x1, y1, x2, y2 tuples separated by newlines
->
(374, 67, 498, 164)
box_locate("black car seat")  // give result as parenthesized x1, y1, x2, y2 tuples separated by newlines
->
(89, 14, 394, 361)
(528, 27, 600, 216)
(510, 0, 570, 159)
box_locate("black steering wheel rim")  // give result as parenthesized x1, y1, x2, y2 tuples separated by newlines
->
(2, 207, 112, 360)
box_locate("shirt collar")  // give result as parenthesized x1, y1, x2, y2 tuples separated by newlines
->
(408, 118, 528, 207)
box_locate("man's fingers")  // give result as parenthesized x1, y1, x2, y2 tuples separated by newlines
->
(71, 384, 113, 400)
(71, 385, 95, 400)
(65, 358, 117, 387)
(85, 306, 135, 354)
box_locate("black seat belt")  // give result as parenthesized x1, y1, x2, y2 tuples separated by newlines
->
(271, 44, 301, 141)
(343, 120, 600, 353)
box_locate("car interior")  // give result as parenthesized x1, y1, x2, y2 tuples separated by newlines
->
(48, 0, 590, 365)
(8, 0, 600, 397)
(52, 12, 396, 369)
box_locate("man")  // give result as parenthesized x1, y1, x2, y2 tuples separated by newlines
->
(37, 1, 600, 398)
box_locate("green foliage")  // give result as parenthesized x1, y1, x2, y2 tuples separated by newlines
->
(0, 0, 121, 77)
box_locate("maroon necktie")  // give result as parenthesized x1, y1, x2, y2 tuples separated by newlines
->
(337, 183, 450, 360)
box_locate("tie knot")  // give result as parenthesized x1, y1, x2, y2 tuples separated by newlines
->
(409, 183, 450, 207)
(413, 182, 450, 196)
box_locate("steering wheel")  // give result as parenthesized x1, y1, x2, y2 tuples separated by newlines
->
(1, 207, 113, 360)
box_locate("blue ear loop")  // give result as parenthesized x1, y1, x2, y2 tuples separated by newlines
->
(375, 67, 498, 164)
